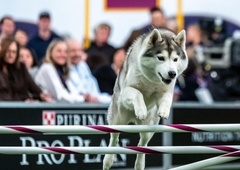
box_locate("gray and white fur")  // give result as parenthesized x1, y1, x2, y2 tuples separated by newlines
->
(103, 28, 188, 170)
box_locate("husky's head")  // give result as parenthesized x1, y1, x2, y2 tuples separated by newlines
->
(138, 28, 188, 85)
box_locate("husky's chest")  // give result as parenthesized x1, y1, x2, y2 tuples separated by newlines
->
(128, 75, 168, 100)
(120, 62, 171, 103)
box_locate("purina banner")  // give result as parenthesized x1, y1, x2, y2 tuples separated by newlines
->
(0, 104, 163, 170)
(42, 110, 106, 126)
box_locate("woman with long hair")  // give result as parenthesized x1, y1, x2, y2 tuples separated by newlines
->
(35, 40, 84, 103)
(0, 37, 52, 101)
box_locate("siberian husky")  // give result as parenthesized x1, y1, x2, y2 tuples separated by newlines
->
(103, 28, 188, 170)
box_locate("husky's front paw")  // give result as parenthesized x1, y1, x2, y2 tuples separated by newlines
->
(158, 107, 170, 119)
(135, 105, 148, 120)
(158, 102, 171, 119)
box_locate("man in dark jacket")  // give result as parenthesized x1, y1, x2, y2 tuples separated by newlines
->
(85, 23, 115, 68)
(123, 7, 167, 50)
(27, 11, 62, 65)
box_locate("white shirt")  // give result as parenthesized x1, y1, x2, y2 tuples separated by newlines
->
(70, 61, 111, 103)
(35, 63, 84, 103)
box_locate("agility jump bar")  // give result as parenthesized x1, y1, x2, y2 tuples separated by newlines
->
(1, 124, 240, 134)
(0, 145, 240, 155)
(170, 150, 240, 170)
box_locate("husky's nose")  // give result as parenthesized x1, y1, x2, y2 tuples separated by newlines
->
(168, 71, 176, 78)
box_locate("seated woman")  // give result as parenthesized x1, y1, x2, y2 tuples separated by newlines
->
(0, 37, 52, 102)
(19, 47, 39, 78)
(35, 40, 84, 103)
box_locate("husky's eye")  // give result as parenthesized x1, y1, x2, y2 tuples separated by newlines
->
(173, 58, 178, 62)
(158, 56, 165, 61)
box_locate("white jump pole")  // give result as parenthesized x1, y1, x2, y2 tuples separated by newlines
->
(0, 146, 239, 155)
(170, 150, 240, 170)
(2, 124, 240, 134)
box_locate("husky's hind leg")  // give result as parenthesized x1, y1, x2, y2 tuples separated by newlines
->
(134, 110, 160, 170)
(103, 132, 120, 170)
(103, 107, 129, 170)
(134, 131, 155, 170)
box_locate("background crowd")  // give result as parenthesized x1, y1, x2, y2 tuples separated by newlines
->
(0, 6, 237, 103)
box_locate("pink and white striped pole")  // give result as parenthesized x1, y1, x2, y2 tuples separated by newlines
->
(0, 146, 239, 155)
(1, 124, 240, 134)
(170, 150, 240, 170)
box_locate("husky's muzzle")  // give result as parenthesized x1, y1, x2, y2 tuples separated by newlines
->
(158, 72, 176, 84)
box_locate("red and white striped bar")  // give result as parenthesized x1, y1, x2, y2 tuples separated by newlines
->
(0, 146, 239, 155)
(2, 124, 240, 134)
(170, 150, 240, 170)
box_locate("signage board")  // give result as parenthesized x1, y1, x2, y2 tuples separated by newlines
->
(171, 105, 240, 166)
(0, 103, 163, 169)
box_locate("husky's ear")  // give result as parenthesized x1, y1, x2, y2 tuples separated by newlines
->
(175, 30, 186, 49)
(148, 29, 162, 46)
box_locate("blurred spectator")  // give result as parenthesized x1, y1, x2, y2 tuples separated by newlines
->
(35, 40, 84, 103)
(85, 23, 115, 65)
(0, 16, 15, 40)
(67, 38, 111, 103)
(14, 29, 29, 47)
(27, 11, 62, 64)
(0, 37, 52, 102)
(93, 48, 126, 95)
(176, 23, 212, 102)
(186, 23, 205, 47)
(0, 39, 2, 51)
(166, 18, 178, 34)
(185, 23, 212, 72)
(86, 52, 109, 73)
(123, 7, 167, 50)
(19, 47, 39, 78)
